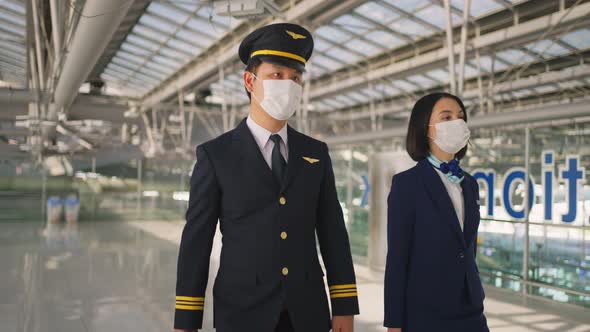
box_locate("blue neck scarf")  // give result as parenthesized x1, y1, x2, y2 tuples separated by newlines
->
(427, 153, 465, 184)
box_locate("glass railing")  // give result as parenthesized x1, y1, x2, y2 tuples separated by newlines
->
(0, 190, 187, 223)
(477, 218, 590, 309)
(348, 207, 369, 257)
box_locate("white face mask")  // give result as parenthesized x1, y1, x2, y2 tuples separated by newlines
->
(430, 119, 470, 155)
(250, 74, 302, 121)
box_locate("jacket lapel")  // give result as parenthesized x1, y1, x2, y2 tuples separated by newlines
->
(281, 126, 304, 192)
(232, 118, 280, 191)
(461, 176, 479, 246)
(418, 159, 466, 248)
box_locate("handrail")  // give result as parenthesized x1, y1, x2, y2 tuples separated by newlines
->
(479, 270, 590, 298)
(481, 217, 590, 230)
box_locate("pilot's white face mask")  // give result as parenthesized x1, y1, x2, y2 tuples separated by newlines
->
(429, 119, 470, 154)
(250, 74, 302, 121)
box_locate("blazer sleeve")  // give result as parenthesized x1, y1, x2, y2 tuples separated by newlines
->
(174, 145, 221, 330)
(315, 143, 360, 316)
(384, 173, 415, 328)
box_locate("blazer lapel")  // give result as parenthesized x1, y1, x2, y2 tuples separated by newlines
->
(281, 126, 304, 192)
(461, 176, 479, 246)
(233, 118, 280, 191)
(418, 159, 467, 248)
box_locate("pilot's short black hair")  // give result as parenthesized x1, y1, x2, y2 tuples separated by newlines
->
(244, 58, 262, 101)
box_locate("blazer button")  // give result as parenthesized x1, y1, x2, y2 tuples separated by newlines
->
(280, 231, 288, 240)
(279, 196, 286, 205)
(282, 267, 289, 276)
(459, 252, 465, 259)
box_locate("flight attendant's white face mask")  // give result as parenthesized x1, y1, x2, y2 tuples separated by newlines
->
(250, 74, 302, 121)
(430, 119, 470, 154)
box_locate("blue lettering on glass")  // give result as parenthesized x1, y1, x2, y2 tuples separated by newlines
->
(472, 152, 586, 223)
(361, 175, 370, 208)
(472, 170, 495, 216)
(502, 168, 535, 220)
(542, 150, 554, 221)
(559, 155, 585, 223)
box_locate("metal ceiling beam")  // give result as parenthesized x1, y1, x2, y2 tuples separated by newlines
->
(160, 1, 229, 30)
(348, 11, 414, 44)
(0, 15, 26, 33)
(0, 25, 24, 39)
(324, 97, 590, 145)
(314, 34, 367, 59)
(141, 0, 369, 107)
(1, 90, 228, 123)
(143, 10, 216, 40)
(0, 127, 28, 136)
(309, 1, 590, 100)
(0, 102, 27, 120)
(135, 21, 207, 50)
(0, 55, 26, 69)
(376, 0, 442, 33)
(0, 143, 26, 156)
(117, 48, 183, 70)
(0, 3, 25, 18)
(103, 68, 148, 85)
(328, 64, 590, 120)
(24, 0, 33, 90)
(328, 23, 387, 52)
(69, 145, 143, 168)
(130, 28, 194, 57)
(114, 13, 209, 90)
(0, 87, 48, 103)
(307, 0, 372, 26)
(113, 57, 172, 78)
(0, 45, 26, 60)
(1, 93, 131, 120)
(110, 60, 164, 82)
(491, 0, 514, 11)
(49, 0, 134, 119)
(55, 123, 94, 150)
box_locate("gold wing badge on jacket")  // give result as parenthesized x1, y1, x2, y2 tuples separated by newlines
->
(303, 157, 320, 164)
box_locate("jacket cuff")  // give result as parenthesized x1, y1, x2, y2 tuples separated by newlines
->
(329, 284, 360, 316)
(384, 309, 404, 328)
(173, 296, 204, 329)
(384, 318, 403, 328)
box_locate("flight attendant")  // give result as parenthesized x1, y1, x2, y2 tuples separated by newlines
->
(174, 23, 359, 332)
(383, 92, 489, 331)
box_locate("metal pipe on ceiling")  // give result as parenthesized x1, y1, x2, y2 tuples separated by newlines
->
(48, 0, 134, 120)
(49, 0, 62, 62)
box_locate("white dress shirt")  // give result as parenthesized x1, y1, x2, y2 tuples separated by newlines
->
(434, 168, 465, 232)
(246, 116, 289, 170)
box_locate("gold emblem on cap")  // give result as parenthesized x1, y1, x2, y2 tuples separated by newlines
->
(286, 30, 306, 40)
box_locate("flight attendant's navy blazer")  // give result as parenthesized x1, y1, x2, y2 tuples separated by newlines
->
(384, 158, 488, 331)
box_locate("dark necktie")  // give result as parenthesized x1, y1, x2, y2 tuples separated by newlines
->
(269, 134, 287, 184)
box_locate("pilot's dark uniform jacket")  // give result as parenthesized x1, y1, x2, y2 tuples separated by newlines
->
(174, 23, 359, 332)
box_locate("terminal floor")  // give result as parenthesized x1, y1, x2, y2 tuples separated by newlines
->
(1, 221, 589, 332)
